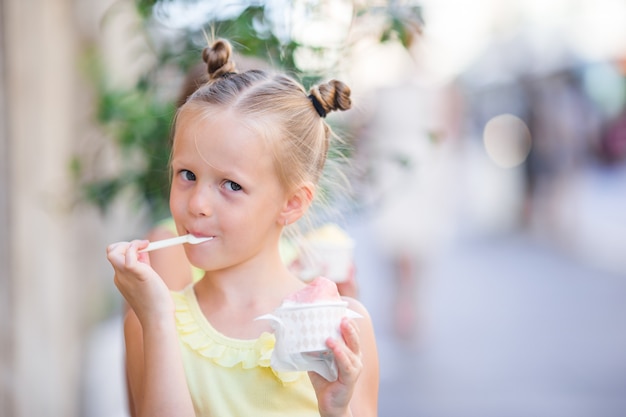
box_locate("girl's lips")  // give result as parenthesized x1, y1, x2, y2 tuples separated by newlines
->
(188, 231, 215, 239)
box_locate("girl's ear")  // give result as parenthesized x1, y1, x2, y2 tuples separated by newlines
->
(280, 182, 315, 226)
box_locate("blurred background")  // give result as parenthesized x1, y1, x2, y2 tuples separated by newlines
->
(2, 0, 626, 416)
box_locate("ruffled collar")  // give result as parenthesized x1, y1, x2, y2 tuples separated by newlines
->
(172, 285, 302, 384)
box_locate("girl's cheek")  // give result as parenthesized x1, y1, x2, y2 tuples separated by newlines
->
(169, 194, 185, 218)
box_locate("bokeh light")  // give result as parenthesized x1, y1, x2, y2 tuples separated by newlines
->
(482, 114, 532, 168)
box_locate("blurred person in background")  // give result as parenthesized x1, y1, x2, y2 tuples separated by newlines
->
(352, 80, 462, 341)
(458, 29, 604, 243)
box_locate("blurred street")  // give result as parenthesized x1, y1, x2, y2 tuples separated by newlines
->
(360, 233, 626, 417)
(351, 163, 626, 417)
(84, 163, 626, 417)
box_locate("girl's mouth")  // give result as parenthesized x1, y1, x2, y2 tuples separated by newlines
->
(188, 231, 215, 240)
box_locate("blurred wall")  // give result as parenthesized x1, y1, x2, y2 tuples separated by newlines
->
(1, 0, 158, 414)
(1, 0, 81, 415)
(0, 0, 11, 414)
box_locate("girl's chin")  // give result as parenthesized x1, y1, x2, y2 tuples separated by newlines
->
(184, 248, 211, 265)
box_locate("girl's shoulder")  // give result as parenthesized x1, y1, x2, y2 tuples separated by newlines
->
(342, 296, 371, 319)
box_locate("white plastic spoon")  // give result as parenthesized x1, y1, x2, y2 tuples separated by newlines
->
(139, 234, 213, 253)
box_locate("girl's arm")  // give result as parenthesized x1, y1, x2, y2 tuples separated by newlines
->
(309, 298, 380, 417)
(108, 240, 195, 417)
(346, 299, 379, 417)
(125, 308, 194, 417)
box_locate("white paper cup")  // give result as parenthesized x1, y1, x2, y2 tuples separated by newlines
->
(299, 240, 355, 283)
(271, 302, 347, 354)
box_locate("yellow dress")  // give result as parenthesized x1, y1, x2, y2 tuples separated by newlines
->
(172, 285, 320, 417)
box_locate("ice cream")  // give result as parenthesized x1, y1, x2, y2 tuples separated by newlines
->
(256, 276, 346, 357)
(284, 276, 342, 305)
(256, 277, 359, 381)
(298, 224, 355, 283)
(304, 223, 353, 245)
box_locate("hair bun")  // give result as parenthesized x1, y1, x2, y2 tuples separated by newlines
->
(202, 39, 237, 80)
(309, 80, 352, 116)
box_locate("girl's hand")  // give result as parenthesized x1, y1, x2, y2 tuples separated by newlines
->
(106, 239, 174, 323)
(309, 317, 362, 417)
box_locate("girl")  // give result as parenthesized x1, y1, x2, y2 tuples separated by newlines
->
(107, 39, 379, 417)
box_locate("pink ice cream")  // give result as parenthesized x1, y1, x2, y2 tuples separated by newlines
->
(284, 276, 342, 304)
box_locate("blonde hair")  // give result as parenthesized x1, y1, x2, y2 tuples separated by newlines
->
(175, 39, 352, 199)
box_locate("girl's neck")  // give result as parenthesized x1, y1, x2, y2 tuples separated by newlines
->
(194, 252, 304, 310)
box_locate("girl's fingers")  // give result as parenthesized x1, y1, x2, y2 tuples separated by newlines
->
(107, 241, 128, 255)
(135, 240, 151, 263)
(325, 318, 363, 381)
(106, 242, 122, 253)
(125, 240, 147, 268)
(106, 240, 150, 270)
(341, 318, 361, 356)
(106, 242, 129, 267)
(328, 338, 361, 384)
(125, 242, 137, 268)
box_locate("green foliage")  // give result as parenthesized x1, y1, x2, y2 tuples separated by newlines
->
(74, 52, 176, 220)
(378, 5, 423, 48)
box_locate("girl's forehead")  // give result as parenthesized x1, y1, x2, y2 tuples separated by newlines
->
(173, 106, 274, 172)
(176, 108, 256, 144)
(175, 105, 222, 134)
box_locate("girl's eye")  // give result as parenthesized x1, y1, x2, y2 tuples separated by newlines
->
(224, 180, 242, 192)
(180, 170, 196, 181)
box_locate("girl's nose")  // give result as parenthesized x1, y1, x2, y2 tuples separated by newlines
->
(188, 186, 213, 217)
